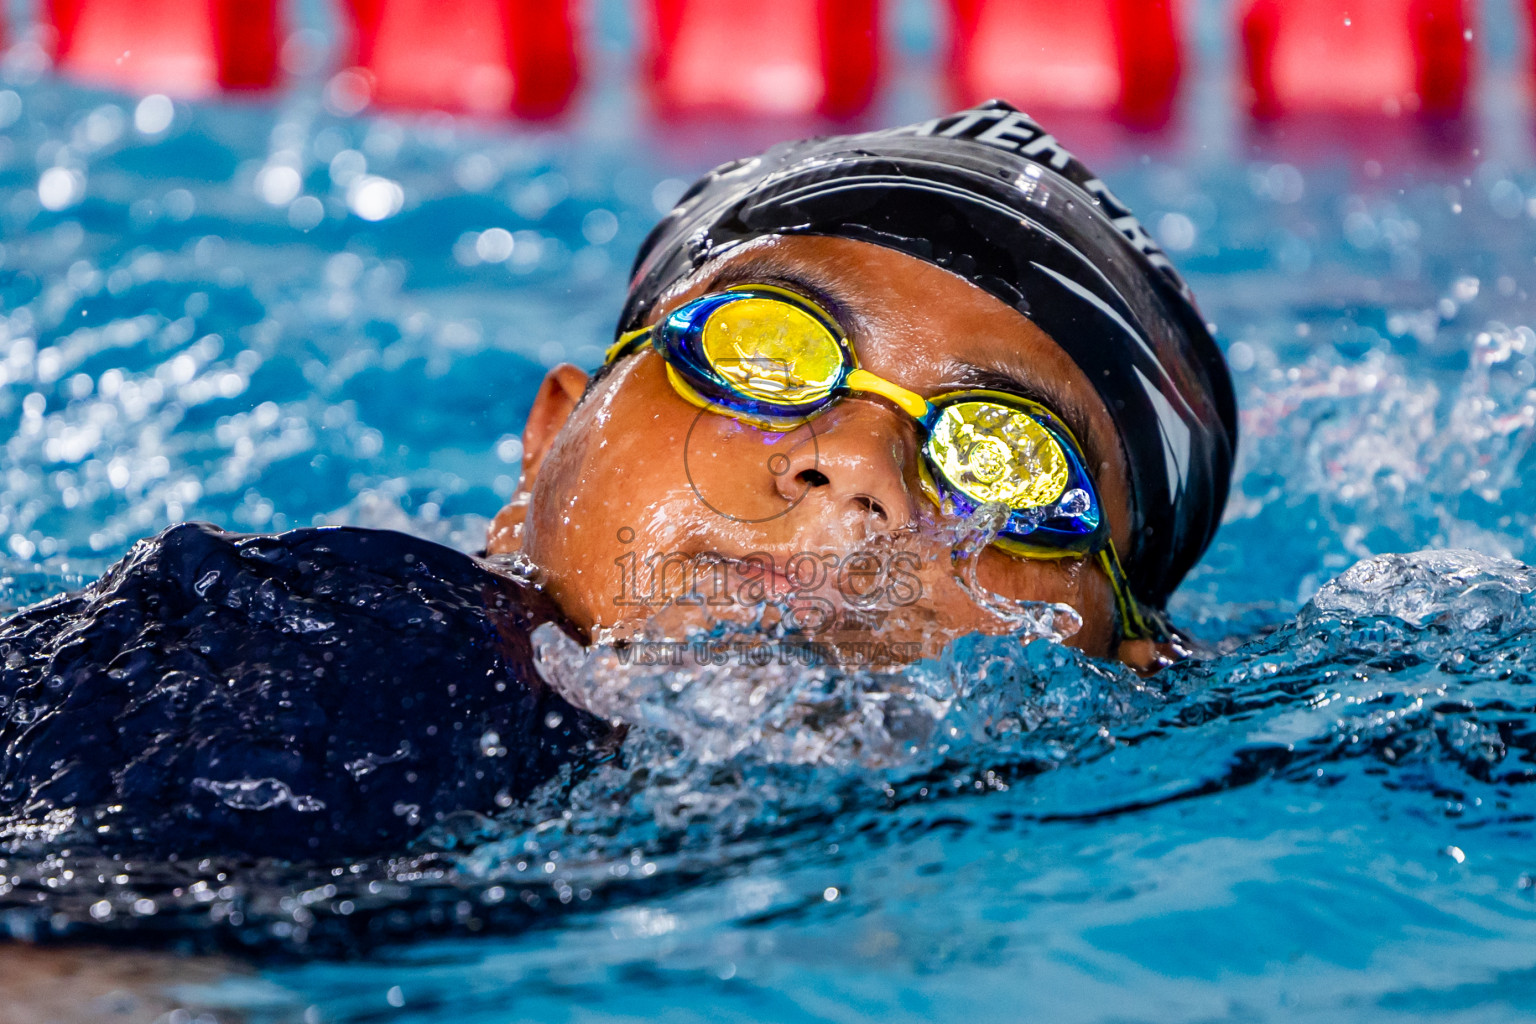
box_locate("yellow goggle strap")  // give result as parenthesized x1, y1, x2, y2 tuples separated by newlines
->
(845, 368, 930, 419)
(605, 327, 653, 365)
(1098, 544, 1164, 641)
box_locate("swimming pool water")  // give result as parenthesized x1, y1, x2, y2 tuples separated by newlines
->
(6, 2, 1536, 1020)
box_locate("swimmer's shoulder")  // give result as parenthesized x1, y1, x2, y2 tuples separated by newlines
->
(0, 522, 610, 860)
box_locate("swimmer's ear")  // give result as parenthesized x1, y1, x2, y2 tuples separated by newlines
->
(520, 363, 590, 484)
(486, 364, 588, 555)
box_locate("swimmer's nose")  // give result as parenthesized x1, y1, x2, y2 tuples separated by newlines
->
(772, 398, 916, 533)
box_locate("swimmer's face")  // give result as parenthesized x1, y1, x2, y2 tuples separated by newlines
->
(489, 235, 1168, 668)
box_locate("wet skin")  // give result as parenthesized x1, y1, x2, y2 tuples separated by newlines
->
(488, 235, 1171, 669)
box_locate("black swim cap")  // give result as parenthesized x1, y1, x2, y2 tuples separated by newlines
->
(619, 101, 1237, 611)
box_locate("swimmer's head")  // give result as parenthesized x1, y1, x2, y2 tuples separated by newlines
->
(488, 102, 1238, 669)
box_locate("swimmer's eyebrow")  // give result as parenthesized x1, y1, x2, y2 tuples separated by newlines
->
(703, 255, 870, 335)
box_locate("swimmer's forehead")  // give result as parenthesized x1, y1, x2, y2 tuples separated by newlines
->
(676, 240, 1117, 476)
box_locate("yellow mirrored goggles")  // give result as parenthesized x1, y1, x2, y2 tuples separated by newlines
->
(606, 285, 1161, 639)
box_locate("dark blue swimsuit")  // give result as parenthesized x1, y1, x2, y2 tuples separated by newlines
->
(0, 524, 609, 861)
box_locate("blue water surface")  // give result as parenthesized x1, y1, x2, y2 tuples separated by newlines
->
(5, 1, 1536, 1021)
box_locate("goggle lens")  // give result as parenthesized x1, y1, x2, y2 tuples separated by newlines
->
(925, 400, 1070, 511)
(699, 296, 844, 406)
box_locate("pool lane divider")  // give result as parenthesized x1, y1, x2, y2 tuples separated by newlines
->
(1241, 0, 1473, 119)
(47, 0, 281, 96)
(342, 0, 578, 118)
(644, 0, 879, 118)
(19, 0, 1498, 123)
(946, 0, 1182, 128)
